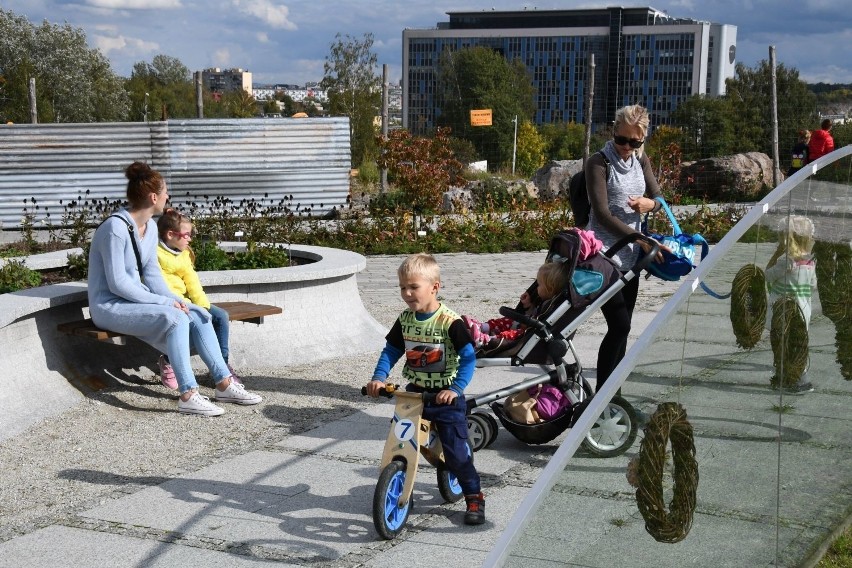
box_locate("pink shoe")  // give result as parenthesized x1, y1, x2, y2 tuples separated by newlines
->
(462, 315, 486, 348)
(158, 355, 178, 390)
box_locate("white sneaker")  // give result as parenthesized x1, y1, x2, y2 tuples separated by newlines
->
(178, 392, 225, 416)
(215, 381, 262, 405)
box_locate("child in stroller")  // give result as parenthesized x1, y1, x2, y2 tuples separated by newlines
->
(462, 262, 568, 355)
(463, 228, 659, 457)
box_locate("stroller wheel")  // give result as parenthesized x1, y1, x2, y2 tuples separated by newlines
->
(482, 413, 499, 447)
(467, 412, 494, 452)
(581, 395, 638, 458)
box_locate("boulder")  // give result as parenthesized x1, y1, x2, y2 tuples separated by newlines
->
(442, 186, 474, 213)
(679, 152, 774, 200)
(532, 159, 583, 201)
(507, 179, 538, 200)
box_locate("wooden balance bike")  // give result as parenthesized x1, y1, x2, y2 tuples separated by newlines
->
(362, 384, 470, 539)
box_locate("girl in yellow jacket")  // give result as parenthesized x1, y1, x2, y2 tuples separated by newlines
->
(156, 209, 240, 389)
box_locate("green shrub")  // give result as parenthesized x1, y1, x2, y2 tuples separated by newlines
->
(193, 240, 231, 271)
(230, 245, 291, 269)
(66, 244, 90, 280)
(357, 159, 380, 185)
(675, 204, 745, 243)
(0, 260, 42, 293)
(368, 190, 410, 215)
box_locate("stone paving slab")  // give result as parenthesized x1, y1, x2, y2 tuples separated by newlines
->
(364, 485, 532, 567)
(0, 525, 301, 568)
(509, 504, 801, 568)
(78, 453, 382, 562)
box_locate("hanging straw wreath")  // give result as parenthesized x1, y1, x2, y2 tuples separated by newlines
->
(635, 402, 698, 544)
(814, 241, 852, 380)
(729, 264, 767, 350)
(769, 296, 809, 389)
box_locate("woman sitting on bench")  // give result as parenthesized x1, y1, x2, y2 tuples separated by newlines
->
(87, 161, 263, 416)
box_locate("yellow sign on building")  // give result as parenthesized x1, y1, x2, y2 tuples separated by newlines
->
(470, 109, 492, 126)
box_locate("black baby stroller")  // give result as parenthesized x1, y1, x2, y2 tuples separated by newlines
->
(465, 229, 659, 457)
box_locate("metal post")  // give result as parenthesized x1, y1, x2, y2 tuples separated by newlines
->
(769, 46, 781, 186)
(381, 64, 389, 194)
(143, 92, 149, 122)
(195, 71, 204, 119)
(583, 53, 595, 164)
(28, 78, 37, 124)
(512, 115, 518, 175)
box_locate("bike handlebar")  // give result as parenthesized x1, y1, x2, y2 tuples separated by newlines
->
(361, 384, 440, 403)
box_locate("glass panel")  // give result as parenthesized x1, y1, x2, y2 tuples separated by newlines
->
(492, 150, 852, 567)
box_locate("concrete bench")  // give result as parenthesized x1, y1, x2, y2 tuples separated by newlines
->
(1, 243, 386, 444)
(56, 301, 282, 345)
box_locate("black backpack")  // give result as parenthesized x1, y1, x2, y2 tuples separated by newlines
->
(568, 151, 609, 227)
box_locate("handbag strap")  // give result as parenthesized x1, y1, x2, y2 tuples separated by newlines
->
(106, 214, 144, 283)
(652, 196, 682, 236)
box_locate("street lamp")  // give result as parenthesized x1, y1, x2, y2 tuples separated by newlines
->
(143, 92, 149, 122)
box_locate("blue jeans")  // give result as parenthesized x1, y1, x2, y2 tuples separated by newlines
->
(208, 304, 230, 363)
(166, 309, 231, 394)
(417, 391, 481, 495)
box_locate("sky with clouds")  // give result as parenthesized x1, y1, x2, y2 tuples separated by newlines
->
(3, 0, 851, 86)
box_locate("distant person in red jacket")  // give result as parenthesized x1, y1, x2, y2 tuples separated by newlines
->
(807, 119, 835, 162)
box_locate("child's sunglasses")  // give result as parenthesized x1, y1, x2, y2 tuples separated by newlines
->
(613, 135, 645, 149)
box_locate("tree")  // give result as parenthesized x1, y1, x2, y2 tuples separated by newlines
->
(436, 46, 536, 171)
(125, 53, 195, 121)
(222, 89, 258, 118)
(263, 98, 280, 115)
(376, 127, 465, 213)
(0, 8, 128, 123)
(321, 33, 381, 166)
(724, 61, 818, 157)
(539, 121, 587, 160)
(670, 95, 736, 160)
(645, 125, 685, 201)
(515, 121, 546, 177)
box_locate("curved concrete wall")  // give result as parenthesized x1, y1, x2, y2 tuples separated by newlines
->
(0, 244, 386, 442)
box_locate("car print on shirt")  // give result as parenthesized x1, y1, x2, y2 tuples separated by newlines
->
(405, 344, 444, 369)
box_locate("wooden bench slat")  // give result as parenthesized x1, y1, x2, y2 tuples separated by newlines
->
(216, 301, 282, 321)
(58, 301, 282, 343)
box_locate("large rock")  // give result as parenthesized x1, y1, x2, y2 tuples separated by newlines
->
(679, 152, 774, 200)
(442, 186, 474, 213)
(442, 179, 538, 212)
(532, 159, 583, 201)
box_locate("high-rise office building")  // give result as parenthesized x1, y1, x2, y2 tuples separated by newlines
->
(402, 7, 737, 133)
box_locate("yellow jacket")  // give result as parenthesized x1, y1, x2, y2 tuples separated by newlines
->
(157, 242, 211, 309)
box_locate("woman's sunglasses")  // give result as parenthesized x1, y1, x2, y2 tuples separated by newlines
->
(613, 135, 644, 149)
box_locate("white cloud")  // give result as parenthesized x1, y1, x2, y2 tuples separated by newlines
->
(213, 48, 232, 67)
(668, 0, 697, 10)
(799, 64, 852, 84)
(231, 0, 297, 30)
(85, 0, 182, 8)
(92, 34, 159, 56)
(256, 31, 270, 43)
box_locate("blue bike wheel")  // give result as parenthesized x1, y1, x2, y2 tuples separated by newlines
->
(373, 459, 411, 539)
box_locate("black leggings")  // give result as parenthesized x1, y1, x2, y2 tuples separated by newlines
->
(596, 274, 639, 392)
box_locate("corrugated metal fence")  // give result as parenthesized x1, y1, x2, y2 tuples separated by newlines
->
(0, 118, 351, 230)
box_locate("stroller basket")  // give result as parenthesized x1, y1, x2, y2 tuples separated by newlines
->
(490, 401, 577, 445)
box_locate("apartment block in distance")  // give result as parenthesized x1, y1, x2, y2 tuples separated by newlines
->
(202, 68, 253, 94)
(402, 6, 737, 133)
